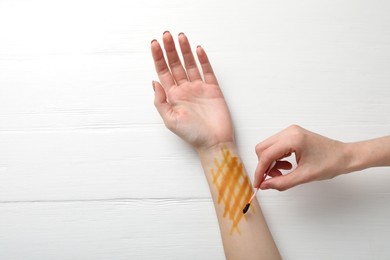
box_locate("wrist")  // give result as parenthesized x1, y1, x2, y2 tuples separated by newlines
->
(344, 137, 390, 172)
(196, 141, 238, 159)
(343, 141, 369, 173)
(196, 141, 240, 179)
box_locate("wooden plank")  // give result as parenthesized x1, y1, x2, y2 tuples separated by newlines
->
(1, 195, 389, 260)
(0, 125, 389, 201)
(0, 199, 225, 260)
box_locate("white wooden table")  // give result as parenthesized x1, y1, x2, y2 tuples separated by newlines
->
(1, 0, 389, 259)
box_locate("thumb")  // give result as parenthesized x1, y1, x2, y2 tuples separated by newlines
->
(153, 81, 172, 119)
(260, 168, 306, 191)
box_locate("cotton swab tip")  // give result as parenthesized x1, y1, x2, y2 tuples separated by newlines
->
(242, 203, 251, 214)
(242, 161, 277, 215)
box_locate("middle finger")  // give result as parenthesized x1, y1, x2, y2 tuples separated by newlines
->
(162, 31, 188, 85)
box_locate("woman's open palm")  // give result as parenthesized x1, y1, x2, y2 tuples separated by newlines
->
(151, 32, 234, 150)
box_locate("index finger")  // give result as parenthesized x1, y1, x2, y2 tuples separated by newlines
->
(254, 141, 293, 188)
(151, 39, 176, 90)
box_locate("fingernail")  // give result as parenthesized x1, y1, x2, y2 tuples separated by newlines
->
(151, 39, 157, 44)
(152, 81, 155, 91)
(178, 32, 184, 36)
(196, 45, 201, 48)
(163, 30, 170, 35)
(260, 183, 269, 190)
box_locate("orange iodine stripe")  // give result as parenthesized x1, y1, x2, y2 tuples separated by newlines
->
(211, 147, 254, 235)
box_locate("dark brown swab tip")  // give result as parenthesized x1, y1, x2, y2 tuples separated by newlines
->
(243, 203, 251, 214)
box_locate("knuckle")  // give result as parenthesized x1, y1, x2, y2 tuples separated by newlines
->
(260, 151, 272, 163)
(289, 127, 307, 145)
(255, 143, 265, 154)
(169, 59, 182, 68)
(275, 185, 287, 192)
(288, 124, 303, 134)
(293, 132, 305, 144)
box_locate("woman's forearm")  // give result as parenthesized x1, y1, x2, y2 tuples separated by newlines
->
(197, 142, 281, 260)
(150, 32, 280, 259)
(345, 135, 390, 173)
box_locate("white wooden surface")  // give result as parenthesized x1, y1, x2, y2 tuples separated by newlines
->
(1, 0, 389, 259)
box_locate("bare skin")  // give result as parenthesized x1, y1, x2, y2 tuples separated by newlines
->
(254, 125, 390, 191)
(151, 31, 281, 260)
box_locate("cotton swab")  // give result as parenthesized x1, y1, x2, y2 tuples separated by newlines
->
(243, 161, 277, 214)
